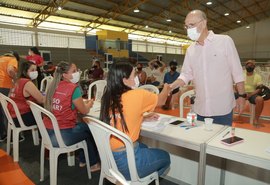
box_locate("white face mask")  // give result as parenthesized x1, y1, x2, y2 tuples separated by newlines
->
(70, 71, 81, 84)
(132, 76, 140, 89)
(187, 27, 201, 41)
(29, 71, 38, 80)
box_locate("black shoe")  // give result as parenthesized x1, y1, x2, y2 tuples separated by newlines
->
(162, 105, 170, 110)
(0, 134, 7, 142)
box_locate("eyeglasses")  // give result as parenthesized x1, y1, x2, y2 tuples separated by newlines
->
(184, 19, 204, 29)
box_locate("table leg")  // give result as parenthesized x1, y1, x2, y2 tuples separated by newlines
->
(198, 143, 206, 185)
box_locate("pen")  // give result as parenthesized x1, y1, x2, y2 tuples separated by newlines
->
(185, 126, 196, 130)
(222, 131, 230, 138)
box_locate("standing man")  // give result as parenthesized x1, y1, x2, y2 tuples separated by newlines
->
(0, 51, 20, 141)
(170, 10, 245, 126)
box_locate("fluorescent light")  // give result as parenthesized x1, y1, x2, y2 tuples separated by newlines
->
(166, 18, 171, 22)
(237, 20, 241, 23)
(224, 13, 229, 16)
(206, 1, 212, 5)
(133, 7, 140, 13)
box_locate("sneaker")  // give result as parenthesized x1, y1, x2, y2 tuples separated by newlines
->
(79, 162, 101, 172)
(90, 163, 101, 172)
(0, 134, 7, 142)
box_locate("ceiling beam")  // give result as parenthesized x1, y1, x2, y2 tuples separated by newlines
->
(75, 0, 151, 33)
(29, 0, 69, 27)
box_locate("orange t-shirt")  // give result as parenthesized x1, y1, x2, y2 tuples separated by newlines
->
(110, 89, 158, 150)
(0, 56, 18, 88)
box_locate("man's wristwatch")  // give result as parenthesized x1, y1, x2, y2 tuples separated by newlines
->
(238, 93, 247, 98)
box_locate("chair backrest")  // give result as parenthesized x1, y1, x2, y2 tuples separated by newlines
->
(138, 84, 159, 94)
(179, 89, 195, 118)
(27, 100, 67, 149)
(40, 76, 54, 93)
(83, 69, 89, 80)
(83, 116, 139, 183)
(88, 80, 107, 101)
(0, 93, 28, 128)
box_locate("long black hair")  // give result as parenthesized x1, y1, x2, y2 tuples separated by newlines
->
(100, 61, 133, 133)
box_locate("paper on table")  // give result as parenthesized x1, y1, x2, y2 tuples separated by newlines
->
(142, 115, 178, 131)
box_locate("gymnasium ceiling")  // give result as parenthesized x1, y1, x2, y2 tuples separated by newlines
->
(0, 0, 270, 44)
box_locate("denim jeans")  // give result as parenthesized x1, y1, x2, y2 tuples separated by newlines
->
(113, 142, 170, 180)
(0, 88, 10, 138)
(47, 122, 99, 165)
(197, 110, 233, 126)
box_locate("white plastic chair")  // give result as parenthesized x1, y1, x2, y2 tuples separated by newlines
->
(138, 84, 159, 94)
(179, 90, 195, 118)
(84, 116, 159, 185)
(40, 76, 53, 93)
(0, 93, 39, 162)
(27, 101, 91, 185)
(88, 80, 107, 101)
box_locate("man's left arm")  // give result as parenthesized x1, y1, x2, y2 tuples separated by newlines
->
(235, 81, 246, 114)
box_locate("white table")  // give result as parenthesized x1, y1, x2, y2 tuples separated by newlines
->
(140, 114, 226, 185)
(87, 109, 226, 185)
(207, 127, 270, 171)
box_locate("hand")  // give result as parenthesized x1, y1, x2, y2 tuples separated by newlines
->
(163, 83, 171, 96)
(85, 99, 94, 108)
(236, 97, 245, 114)
(143, 112, 160, 122)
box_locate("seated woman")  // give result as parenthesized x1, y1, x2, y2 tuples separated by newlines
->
(9, 61, 44, 127)
(147, 59, 166, 87)
(88, 60, 104, 82)
(100, 61, 171, 180)
(44, 61, 100, 171)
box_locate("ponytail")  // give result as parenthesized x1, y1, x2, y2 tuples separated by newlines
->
(44, 61, 72, 112)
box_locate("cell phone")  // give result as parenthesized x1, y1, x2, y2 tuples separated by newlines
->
(221, 136, 244, 146)
(169, 120, 184, 125)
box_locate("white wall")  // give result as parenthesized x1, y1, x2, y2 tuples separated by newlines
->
(224, 18, 270, 59)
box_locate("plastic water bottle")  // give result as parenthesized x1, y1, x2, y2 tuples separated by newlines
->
(186, 110, 197, 126)
(186, 96, 197, 126)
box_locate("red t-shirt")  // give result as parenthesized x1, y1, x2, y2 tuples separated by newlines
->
(26, 55, 44, 66)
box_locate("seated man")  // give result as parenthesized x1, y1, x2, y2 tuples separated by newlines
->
(236, 60, 264, 127)
(162, 61, 180, 110)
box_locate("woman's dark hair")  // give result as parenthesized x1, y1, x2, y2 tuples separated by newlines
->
(19, 61, 36, 79)
(30, 47, 41, 55)
(100, 61, 133, 133)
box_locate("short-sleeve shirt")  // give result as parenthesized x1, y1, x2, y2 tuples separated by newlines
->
(0, 56, 18, 88)
(244, 71, 262, 93)
(26, 55, 44, 66)
(179, 31, 244, 116)
(110, 89, 158, 150)
(164, 71, 180, 84)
